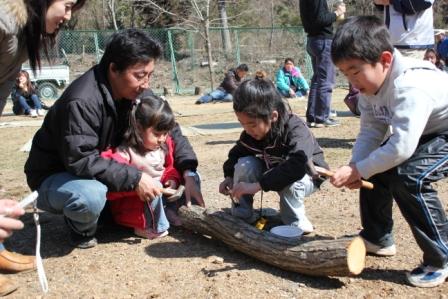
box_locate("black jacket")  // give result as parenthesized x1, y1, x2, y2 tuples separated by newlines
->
(218, 69, 243, 94)
(299, 0, 336, 38)
(25, 63, 197, 191)
(223, 114, 328, 192)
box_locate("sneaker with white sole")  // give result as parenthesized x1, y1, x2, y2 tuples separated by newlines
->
(29, 109, 37, 118)
(406, 264, 448, 288)
(37, 109, 44, 116)
(297, 217, 314, 234)
(362, 237, 396, 256)
(134, 228, 168, 240)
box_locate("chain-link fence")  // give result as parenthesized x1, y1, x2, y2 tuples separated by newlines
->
(27, 27, 336, 98)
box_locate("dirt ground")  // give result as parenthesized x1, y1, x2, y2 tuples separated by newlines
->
(2, 90, 448, 298)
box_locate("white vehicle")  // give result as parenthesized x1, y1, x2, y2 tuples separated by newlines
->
(22, 64, 70, 99)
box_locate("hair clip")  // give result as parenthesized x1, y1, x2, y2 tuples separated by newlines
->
(135, 98, 141, 105)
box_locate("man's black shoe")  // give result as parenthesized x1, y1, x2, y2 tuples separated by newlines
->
(69, 232, 97, 249)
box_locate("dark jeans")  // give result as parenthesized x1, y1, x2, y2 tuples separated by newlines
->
(360, 134, 448, 267)
(14, 94, 42, 115)
(305, 37, 335, 123)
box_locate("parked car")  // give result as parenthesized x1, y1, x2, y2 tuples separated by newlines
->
(21, 65, 70, 99)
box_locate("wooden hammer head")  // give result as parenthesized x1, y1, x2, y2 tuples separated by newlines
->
(163, 185, 185, 202)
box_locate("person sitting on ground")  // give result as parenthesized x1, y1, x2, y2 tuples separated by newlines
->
(101, 96, 203, 237)
(275, 58, 309, 99)
(196, 64, 249, 104)
(219, 78, 328, 234)
(11, 70, 43, 117)
(330, 16, 448, 288)
(423, 48, 445, 71)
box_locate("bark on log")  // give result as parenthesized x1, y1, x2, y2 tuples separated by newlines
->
(178, 205, 366, 277)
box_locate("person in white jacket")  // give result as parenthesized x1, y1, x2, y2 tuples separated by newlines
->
(330, 16, 448, 288)
(374, 0, 434, 59)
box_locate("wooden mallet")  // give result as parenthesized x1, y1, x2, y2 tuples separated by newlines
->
(314, 166, 374, 190)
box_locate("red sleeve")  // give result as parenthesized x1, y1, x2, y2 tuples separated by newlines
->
(100, 148, 137, 200)
(161, 135, 182, 185)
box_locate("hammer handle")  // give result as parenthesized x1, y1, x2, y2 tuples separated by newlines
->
(315, 166, 374, 190)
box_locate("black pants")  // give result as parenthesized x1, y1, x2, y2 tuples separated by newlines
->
(360, 134, 448, 267)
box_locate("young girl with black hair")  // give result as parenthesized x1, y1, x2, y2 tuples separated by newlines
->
(101, 96, 181, 239)
(219, 79, 328, 233)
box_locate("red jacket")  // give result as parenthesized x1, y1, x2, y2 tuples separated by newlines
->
(100, 136, 181, 229)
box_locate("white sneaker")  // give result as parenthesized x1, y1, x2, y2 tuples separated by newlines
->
(406, 263, 448, 288)
(362, 237, 396, 256)
(37, 109, 44, 116)
(297, 217, 314, 234)
(29, 109, 37, 118)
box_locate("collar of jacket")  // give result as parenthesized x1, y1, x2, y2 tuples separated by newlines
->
(94, 63, 118, 119)
(1, 0, 28, 29)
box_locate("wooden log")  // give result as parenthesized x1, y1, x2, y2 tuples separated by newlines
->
(178, 205, 366, 277)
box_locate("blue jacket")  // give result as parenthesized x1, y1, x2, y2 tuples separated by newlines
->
(275, 67, 309, 95)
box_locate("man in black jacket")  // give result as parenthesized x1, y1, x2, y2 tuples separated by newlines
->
(25, 29, 203, 248)
(299, 0, 345, 128)
(195, 64, 249, 104)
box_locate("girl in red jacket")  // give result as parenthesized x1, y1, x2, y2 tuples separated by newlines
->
(102, 96, 181, 239)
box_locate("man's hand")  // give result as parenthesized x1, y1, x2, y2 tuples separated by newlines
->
(135, 172, 161, 202)
(335, 1, 346, 16)
(230, 182, 261, 199)
(330, 165, 363, 189)
(164, 179, 178, 189)
(0, 199, 25, 242)
(183, 172, 204, 207)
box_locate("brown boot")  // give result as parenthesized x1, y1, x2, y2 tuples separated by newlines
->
(0, 275, 17, 296)
(0, 250, 36, 273)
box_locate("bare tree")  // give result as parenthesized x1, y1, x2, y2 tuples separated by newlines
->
(107, 0, 119, 30)
(218, 0, 232, 54)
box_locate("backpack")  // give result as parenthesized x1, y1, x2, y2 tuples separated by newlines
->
(391, 0, 432, 15)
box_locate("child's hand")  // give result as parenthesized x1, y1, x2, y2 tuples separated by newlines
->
(330, 164, 362, 189)
(218, 177, 233, 196)
(164, 180, 178, 189)
(0, 199, 25, 242)
(231, 182, 261, 199)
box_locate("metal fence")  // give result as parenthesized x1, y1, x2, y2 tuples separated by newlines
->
(30, 27, 319, 98)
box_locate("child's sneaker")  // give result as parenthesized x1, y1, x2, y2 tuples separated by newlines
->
(134, 228, 168, 240)
(406, 264, 448, 288)
(297, 217, 314, 234)
(361, 237, 396, 256)
(37, 109, 45, 116)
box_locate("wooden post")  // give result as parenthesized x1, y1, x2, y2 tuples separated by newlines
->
(178, 205, 366, 277)
(194, 87, 202, 95)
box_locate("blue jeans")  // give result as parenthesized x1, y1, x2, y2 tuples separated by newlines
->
(144, 194, 170, 233)
(278, 88, 307, 98)
(37, 172, 107, 236)
(232, 156, 316, 226)
(18, 94, 42, 114)
(197, 89, 233, 103)
(306, 37, 335, 123)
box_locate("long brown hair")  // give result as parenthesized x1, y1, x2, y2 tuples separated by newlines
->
(16, 70, 35, 94)
(25, 0, 86, 71)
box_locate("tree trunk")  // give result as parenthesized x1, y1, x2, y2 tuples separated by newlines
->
(203, 19, 215, 90)
(178, 205, 366, 277)
(107, 0, 119, 31)
(218, 0, 232, 53)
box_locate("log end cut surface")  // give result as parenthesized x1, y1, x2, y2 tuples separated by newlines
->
(347, 236, 366, 275)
